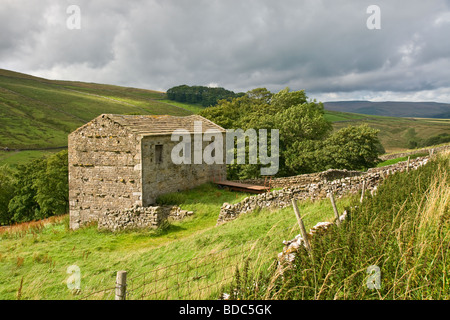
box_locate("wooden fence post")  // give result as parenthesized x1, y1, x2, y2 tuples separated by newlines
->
(328, 191, 341, 226)
(291, 199, 311, 252)
(360, 180, 366, 203)
(406, 156, 410, 173)
(115, 270, 127, 300)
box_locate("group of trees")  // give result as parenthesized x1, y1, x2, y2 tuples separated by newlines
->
(0, 150, 68, 225)
(200, 87, 383, 179)
(166, 85, 244, 107)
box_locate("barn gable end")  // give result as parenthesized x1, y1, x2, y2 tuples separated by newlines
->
(68, 114, 143, 229)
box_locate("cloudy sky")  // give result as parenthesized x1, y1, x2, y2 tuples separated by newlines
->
(1, 0, 450, 102)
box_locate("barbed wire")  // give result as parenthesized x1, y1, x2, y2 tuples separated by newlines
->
(78, 286, 116, 300)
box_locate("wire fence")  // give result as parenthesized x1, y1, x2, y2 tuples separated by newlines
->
(78, 221, 301, 300)
(127, 245, 250, 300)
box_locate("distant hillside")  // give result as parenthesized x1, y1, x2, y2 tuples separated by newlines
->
(323, 101, 450, 119)
(0, 68, 449, 161)
(0, 69, 192, 149)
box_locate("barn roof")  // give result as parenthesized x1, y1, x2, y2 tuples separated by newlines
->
(100, 114, 226, 136)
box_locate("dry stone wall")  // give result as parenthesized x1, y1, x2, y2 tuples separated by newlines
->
(98, 205, 193, 232)
(234, 169, 363, 189)
(217, 156, 430, 226)
(379, 144, 450, 161)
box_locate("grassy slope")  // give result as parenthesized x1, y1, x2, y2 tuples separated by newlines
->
(328, 113, 450, 153)
(0, 183, 351, 300)
(1, 154, 446, 300)
(0, 69, 191, 150)
(229, 151, 450, 300)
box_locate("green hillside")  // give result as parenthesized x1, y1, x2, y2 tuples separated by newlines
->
(0, 69, 191, 150)
(330, 114, 450, 152)
(324, 100, 450, 118)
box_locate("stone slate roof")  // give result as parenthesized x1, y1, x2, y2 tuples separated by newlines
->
(100, 114, 225, 136)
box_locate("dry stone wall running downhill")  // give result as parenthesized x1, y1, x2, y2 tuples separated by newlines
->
(379, 144, 450, 161)
(217, 156, 430, 226)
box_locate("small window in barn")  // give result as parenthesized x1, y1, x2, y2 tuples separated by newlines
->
(155, 145, 163, 164)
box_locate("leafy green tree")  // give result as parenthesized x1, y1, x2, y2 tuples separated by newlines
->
(166, 84, 242, 107)
(320, 124, 382, 170)
(201, 87, 334, 178)
(8, 159, 44, 223)
(0, 165, 15, 225)
(284, 139, 326, 174)
(201, 87, 383, 178)
(404, 128, 421, 149)
(34, 150, 69, 219)
(7, 150, 68, 223)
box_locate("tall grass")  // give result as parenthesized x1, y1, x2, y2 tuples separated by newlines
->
(0, 215, 69, 239)
(225, 151, 449, 300)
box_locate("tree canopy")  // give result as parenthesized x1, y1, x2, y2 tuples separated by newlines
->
(200, 87, 382, 179)
(166, 85, 244, 107)
(0, 150, 68, 225)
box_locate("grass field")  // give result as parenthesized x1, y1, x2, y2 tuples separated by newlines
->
(376, 152, 429, 167)
(0, 183, 350, 300)
(0, 149, 63, 167)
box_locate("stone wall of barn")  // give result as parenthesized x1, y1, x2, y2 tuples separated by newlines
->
(140, 134, 227, 206)
(68, 115, 143, 230)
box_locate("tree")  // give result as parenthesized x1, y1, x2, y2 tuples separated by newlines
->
(321, 124, 382, 170)
(34, 150, 69, 219)
(200, 87, 334, 178)
(7, 150, 69, 223)
(200, 87, 385, 178)
(8, 159, 44, 223)
(0, 165, 15, 225)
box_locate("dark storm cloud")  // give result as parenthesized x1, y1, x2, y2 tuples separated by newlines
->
(1, 0, 450, 101)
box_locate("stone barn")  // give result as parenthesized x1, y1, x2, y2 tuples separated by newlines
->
(68, 114, 226, 230)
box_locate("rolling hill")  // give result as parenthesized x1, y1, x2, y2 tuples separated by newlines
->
(0, 69, 192, 150)
(0, 68, 449, 165)
(323, 100, 450, 118)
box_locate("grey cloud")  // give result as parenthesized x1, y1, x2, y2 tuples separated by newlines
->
(1, 0, 450, 101)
